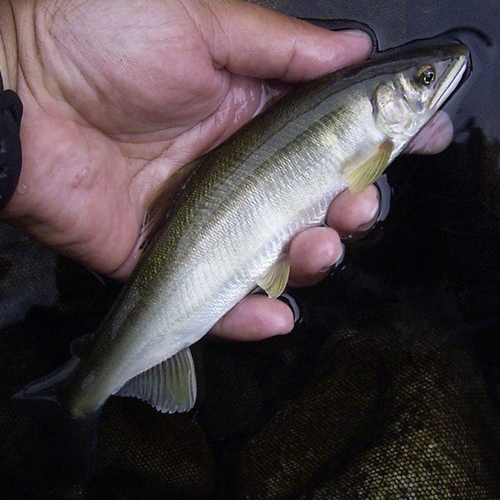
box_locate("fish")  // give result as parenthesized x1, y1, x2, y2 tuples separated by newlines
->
(15, 43, 468, 424)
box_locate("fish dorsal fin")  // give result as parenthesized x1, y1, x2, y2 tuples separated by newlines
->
(343, 139, 394, 193)
(115, 348, 197, 414)
(139, 158, 204, 252)
(257, 255, 290, 299)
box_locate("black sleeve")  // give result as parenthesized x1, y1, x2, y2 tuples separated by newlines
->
(0, 70, 23, 212)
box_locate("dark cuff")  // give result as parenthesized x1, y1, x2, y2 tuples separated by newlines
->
(0, 70, 23, 212)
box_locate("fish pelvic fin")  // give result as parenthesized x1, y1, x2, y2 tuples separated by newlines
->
(257, 254, 291, 299)
(115, 347, 197, 414)
(343, 139, 394, 193)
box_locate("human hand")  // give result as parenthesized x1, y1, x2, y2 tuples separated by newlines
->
(0, 0, 453, 340)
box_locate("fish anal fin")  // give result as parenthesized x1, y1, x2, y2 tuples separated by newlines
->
(139, 158, 204, 252)
(344, 139, 394, 193)
(115, 348, 197, 414)
(257, 255, 290, 299)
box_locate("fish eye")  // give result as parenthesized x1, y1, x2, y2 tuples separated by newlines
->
(416, 64, 436, 86)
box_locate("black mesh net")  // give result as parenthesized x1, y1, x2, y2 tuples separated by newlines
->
(1, 1, 500, 498)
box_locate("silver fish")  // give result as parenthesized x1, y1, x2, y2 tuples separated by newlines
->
(17, 43, 469, 419)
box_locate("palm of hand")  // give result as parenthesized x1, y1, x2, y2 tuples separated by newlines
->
(13, 0, 278, 278)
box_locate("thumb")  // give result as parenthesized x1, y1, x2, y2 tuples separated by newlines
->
(196, 0, 372, 82)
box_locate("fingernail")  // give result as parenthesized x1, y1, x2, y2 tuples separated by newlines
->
(339, 29, 371, 38)
(333, 242, 345, 267)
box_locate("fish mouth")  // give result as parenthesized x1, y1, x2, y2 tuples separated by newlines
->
(429, 46, 469, 110)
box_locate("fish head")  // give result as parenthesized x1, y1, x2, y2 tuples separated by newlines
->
(373, 43, 469, 138)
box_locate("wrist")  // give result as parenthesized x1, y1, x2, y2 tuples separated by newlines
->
(0, 1, 18, 91)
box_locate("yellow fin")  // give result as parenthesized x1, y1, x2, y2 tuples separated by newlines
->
(344, 139, 394, 193)
(257, 255, 290, 299)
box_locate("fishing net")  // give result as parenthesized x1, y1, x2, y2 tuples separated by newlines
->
(1, 1, 499, 499)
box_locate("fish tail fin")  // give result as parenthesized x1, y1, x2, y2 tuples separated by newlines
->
(13, 354, 80, 402)
(2, 358, 100, 496)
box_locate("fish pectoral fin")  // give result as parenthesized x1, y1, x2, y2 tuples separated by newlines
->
(257, 255, 290, 299)
(115, 347, 197, 414)
(343, 139, 394, 193)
